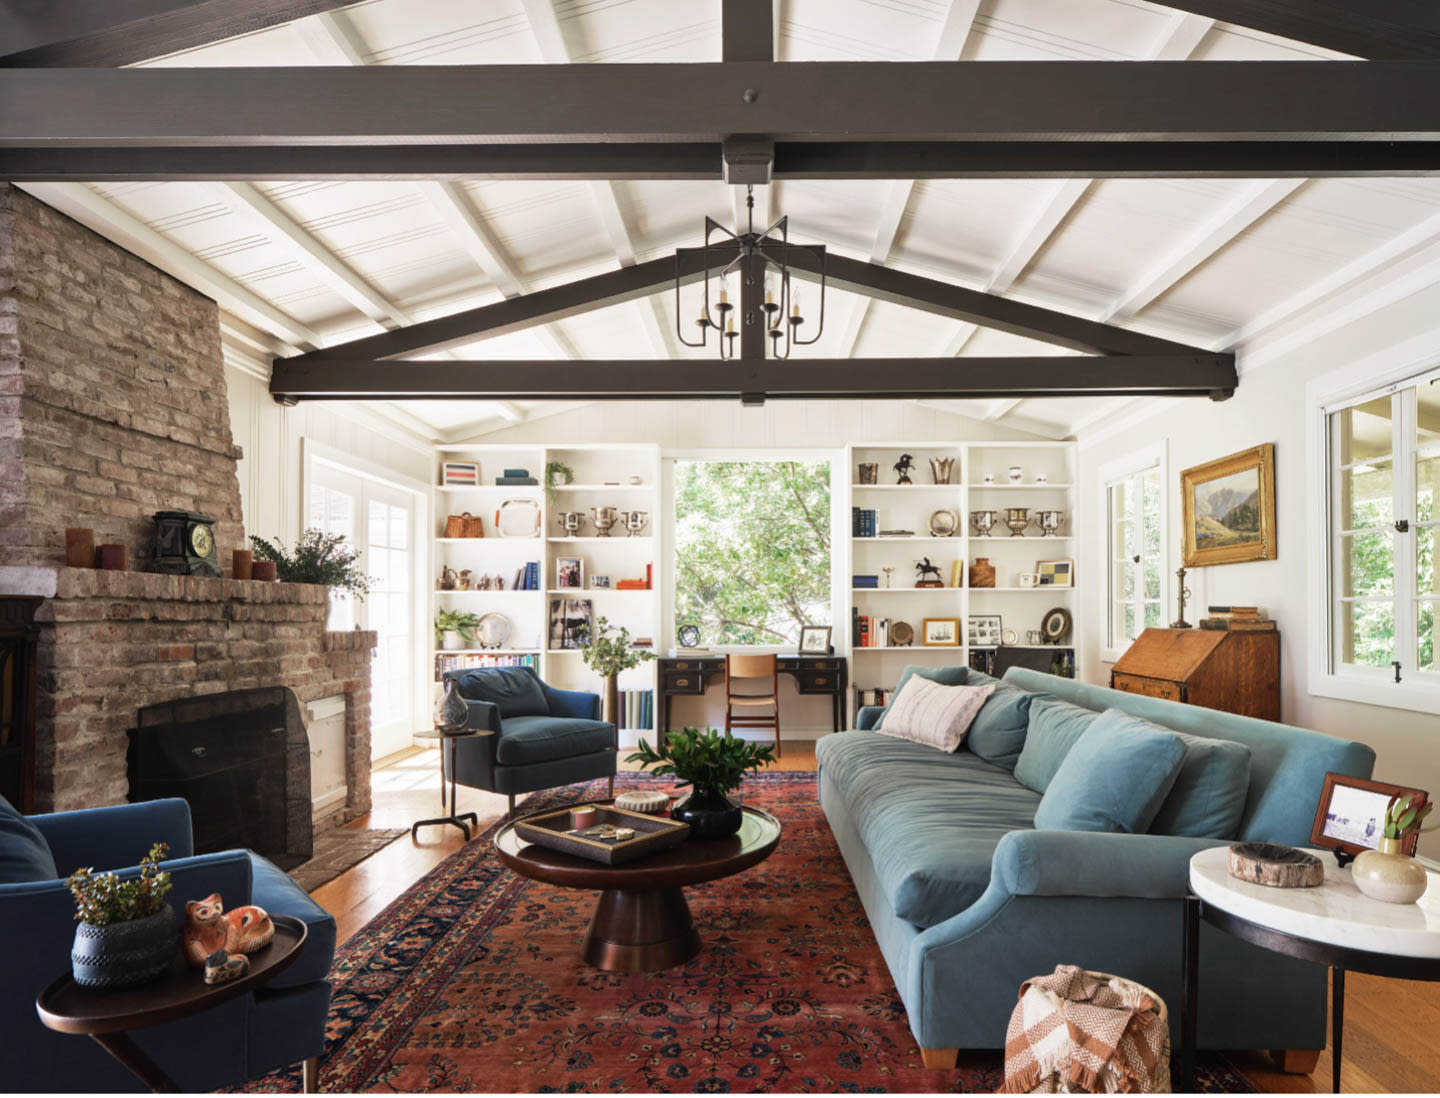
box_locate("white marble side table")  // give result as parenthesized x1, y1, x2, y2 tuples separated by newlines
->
(1180, 846, 1440, 1093)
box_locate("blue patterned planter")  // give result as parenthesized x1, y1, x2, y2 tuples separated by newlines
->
(71, 904, 178, 989)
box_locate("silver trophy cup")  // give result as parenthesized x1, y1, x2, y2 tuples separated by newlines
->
(1004, 507, 1031, 537)
(1036, 510, 1066, 536)
(969, 509, 998, 536)
(619, 509, 649, 537)
(590, 506, 618, 537)
(555, 510, 587, 537)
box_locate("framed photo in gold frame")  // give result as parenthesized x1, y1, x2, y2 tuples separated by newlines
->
(1180, 443, 1276, 567)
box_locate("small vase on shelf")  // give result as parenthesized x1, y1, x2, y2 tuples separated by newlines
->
(1352, 837, 1429, 905)
(969, 558, 995, 589)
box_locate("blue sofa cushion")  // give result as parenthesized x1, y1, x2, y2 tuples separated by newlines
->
(965, 678, 1034, 772)
(1034, 709, 1186, 833)
(1014, 695, 1099, 793)
(247, 853, 336, 990)
(454, 666, 550, 718)
(496, 716, 615, 766)
(1150, 730, 1253, 838)
(0, 795, 57, 883)
(815, 731, 1040, 928)
(877, 664, 969, 726)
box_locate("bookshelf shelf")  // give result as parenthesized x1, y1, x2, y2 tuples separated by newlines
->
(435, 537, 540, 545)
(852, 535, 965, 544)
(968, 483, 1074, 490)
(851, 587, 964, 594)
(546, 536, 653, 543)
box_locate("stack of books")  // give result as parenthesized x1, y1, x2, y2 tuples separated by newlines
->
(510, 562, 542, 590)
(616, 563, 654, 591)
(670, 646, 716, 658)
(877, 529, 916, 538)
(1199, 605, 1275, 631)
(495, 467, 538, 486)
(855, 686, 892, 710)
(853, 574, 879, 589)
(434, 651, 536, 679)
(618, 689, 654, 730)
(852, 507, 878, 537)
(851, 608, 891, 647)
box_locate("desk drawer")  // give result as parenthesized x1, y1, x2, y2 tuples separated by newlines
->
(1111, 673, 1183, 702)
(798, 670, 839, 692)
(664, 671, 704, 694)
(805, 659, 842, 671)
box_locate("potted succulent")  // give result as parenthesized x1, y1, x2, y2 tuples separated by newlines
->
(627, 727, 775, 839)
(435, 609, 480, 651)
(1352, 793, 1436, 904)
(67, 842, 178, 988)
(579, 615, 655, 728)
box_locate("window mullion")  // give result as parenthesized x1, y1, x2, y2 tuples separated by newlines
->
(1395, 388, 1418, 674)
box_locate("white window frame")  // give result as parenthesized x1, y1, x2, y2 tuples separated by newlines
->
(1097, 441, 1168, 663)
(1307, 352, 1440, 714)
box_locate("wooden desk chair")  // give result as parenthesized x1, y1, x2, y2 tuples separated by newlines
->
(724, 653, 781, 758)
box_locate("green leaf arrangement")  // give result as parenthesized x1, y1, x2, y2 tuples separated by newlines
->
(1383, 793, 1438, 842)
(579, 615, 655, 679)
(434, 608, 481, 646)
(250, 528, 373, 599)
(544, 460, 574, 509)
(67, 843, 173, 927)
(626, 726, 776, 795)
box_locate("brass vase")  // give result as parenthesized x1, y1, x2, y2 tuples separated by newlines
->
(928, 457, 955, 485)
(968, 557, 995, 588)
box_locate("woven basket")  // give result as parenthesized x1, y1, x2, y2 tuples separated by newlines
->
(1023, 971, 1171, 1094)
(443, 513, 465, 538)
(462, 512, 485, 538)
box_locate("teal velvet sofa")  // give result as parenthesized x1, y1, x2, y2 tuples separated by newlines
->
(815, 666, 1376, 1067)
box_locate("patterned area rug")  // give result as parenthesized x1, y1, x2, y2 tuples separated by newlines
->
(289, 827, 408, 893)
(247, 772, 1255, 1093)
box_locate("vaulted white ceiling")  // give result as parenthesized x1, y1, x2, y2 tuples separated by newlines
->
(22, 0, 1440, 444)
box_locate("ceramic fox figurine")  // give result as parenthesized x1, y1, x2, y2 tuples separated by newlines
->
(183, 894, 276, 967)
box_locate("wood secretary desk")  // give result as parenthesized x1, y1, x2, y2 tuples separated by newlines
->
(1110, 627, 1280, 721)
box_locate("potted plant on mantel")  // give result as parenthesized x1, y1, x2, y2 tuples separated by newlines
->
(249, 529, 372, 601)
(434, 609, 480, 651)
(67, 842, 178, 988)
(1352, 794, 1436, 904)
(579, 615, 655, 728)
(627, 727, 776, 839)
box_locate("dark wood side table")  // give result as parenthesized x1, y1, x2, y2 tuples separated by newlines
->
(494, 804, 781, 972)
(658, 656, 847, 735)
(412, 727, 481, 840)
(1180, 847, 1440, 1093)
(36, 913, 308, 1094)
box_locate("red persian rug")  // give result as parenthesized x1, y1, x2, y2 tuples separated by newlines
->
(245, 772, 1254, 1093)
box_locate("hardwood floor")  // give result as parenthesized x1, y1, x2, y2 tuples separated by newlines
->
(312, 744, 1438, 1093)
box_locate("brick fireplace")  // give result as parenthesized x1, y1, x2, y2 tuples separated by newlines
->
(0, 184, 375, 822)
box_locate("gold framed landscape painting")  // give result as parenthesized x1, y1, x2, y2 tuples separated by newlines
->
(1180, 443, 1276, 567)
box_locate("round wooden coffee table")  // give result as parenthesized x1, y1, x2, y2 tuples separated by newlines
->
(494, 804, 781, 973)
(36, 914, 307, 1093)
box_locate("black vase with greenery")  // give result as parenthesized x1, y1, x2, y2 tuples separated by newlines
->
(626, 727, 775, 839)
(67, 843, 177, 989)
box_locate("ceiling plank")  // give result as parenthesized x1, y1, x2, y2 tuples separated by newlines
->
(1154, 1, 1440, 58)
(271, 354, 1238, 402)
(0, 0, 355, 67)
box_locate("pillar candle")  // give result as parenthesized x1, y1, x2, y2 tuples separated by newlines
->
(65, 528, 95, 568)
(251, 560, 278, 582)
(570, 806, 598, 830)
(232, 548, 254, 580)
(96, 544, 127, 571)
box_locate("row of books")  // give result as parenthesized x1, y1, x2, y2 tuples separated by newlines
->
(854, 686, 893, 709)
(618, 689, 655, 731)
(852, 507, 878, 537)
(510, 562, 542, 590)
(433, 652, 537, 679)
(615, 563, 654, 590)
(1199, 605, 1275, 632)
(852, 609, 900, 648)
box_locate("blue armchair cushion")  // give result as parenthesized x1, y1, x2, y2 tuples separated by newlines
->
(965, 680, 1034, 771)
(876, 664, 969, 726)
(454, 666, 550, 718)
(0, 795, 56, 883)
(495, 716, 616, 766)
(1033, 708, 1186, 833)
(1150, 730, 1253, 838)
(1014, 695, 1099, 793)
(247, 853, 336, 990)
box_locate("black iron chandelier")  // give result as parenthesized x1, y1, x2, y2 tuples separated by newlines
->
(675, 185, 827, 359)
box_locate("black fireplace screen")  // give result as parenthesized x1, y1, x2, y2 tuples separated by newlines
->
(128, 686, 313, 869)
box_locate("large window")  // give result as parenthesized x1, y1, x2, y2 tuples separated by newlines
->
(1100, 444, 1166, 658)
(672, 459, 831, 646)
(1324, 369, 1438, 688)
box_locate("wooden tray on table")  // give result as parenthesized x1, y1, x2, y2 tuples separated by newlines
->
(514, 804, 689, 865)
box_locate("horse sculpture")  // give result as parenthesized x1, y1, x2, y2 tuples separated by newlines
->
(915, 557, 944, 587)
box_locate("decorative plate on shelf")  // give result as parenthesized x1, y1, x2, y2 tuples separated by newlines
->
(476, 612, 512, 649)
(677, 624, 701, 649)
(927, 509, 959, 537)
(1040, 607, 1072, 645)
(1002, 628, 1018, 646)
(889, 621, 914, 647)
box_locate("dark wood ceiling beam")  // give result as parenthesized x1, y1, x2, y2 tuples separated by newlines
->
(269, 355, 1238, 402)
(722, 0, 774, 62)
(0, 0, 356, 67)
(1154, 1, 1440, 59)
(5, 62, 1440, 146)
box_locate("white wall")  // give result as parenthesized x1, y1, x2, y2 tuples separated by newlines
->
(1077, 281, 1440, 853)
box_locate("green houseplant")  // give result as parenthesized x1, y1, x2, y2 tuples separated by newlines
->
(579, 616, 655, 727)
(67, 842, 178, 988)
(250, 529, 372, 599)
(1352, 793, 1436, 904)
(627, 727, 775, 838)
(435, 609, 481, 651)
(544, 460, 574, 509)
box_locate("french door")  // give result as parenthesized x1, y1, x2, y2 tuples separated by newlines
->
(307, 462, 418, 760)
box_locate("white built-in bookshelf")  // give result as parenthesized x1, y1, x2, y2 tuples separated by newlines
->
(844, 441, 1078, 719)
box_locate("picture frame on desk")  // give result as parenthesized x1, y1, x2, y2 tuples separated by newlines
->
(799, 626, 832, 655)
(1310, 772, 1427, 859)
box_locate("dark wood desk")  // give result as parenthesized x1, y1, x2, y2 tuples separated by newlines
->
(657, 656, 848, 734)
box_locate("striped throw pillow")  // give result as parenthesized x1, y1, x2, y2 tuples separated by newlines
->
(877, 677, 996, 753)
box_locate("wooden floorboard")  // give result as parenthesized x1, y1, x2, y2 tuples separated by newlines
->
(311, 743, 1439, 1093)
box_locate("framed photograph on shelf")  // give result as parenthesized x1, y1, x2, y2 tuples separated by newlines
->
(799, 625, 832, 655)
(590, 575, 611, 590)
(548, 597, 593, 650)
(441, 461, 479, 486)
(966, 614, 1002, 648)
(923, 617, 961, 647)
(556, 557, 584, 589)
(1310, 772, 1427, 858)
(1035, 559, 1073, 587)
(1180, 443, 1277, 567)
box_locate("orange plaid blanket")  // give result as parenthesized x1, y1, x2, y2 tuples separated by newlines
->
(1000, 966, 1169, 1093)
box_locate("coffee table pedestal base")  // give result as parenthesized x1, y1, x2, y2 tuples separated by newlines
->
(584, 887, 701, 972)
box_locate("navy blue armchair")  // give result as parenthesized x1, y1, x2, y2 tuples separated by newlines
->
(0, 795, 334, 1093)
(441, 665, 617, 814)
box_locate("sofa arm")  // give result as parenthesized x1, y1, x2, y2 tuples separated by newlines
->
(35, 798, 195, 877)
(542, 684, 602, 721)
(992, 829, 1230, 901)
(856, 705, 884, 731)
(464, 699, 501, 732)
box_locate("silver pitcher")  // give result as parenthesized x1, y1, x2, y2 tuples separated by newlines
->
(969, 509, 998, 536)
(619, 509, 649, 537)
(555, 510, 587, 537)
(1035, 510, 1065, 536)
(929, 457, 955, 485)
(590, 505, 618, 537)
(1004, 507, 1031, 537)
